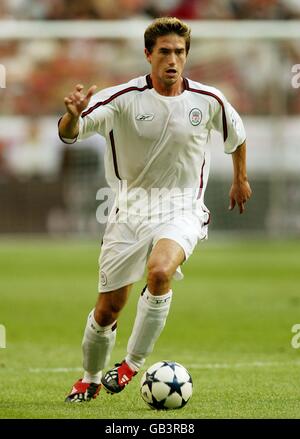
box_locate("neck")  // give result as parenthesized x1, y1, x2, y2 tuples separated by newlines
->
(150, 75, 184, 96)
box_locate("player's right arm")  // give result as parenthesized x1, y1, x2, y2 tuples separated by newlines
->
(58, 84, 97, 141)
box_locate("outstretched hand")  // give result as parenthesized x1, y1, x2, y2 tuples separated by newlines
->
(229, 180, 252, 214)
(64, 84, 97, 118)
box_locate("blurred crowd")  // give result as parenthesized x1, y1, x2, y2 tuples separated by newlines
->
(0, 1, 300, 234)
(1, 0, 300, 119)
(1, 36, 300, 118)
(1, 0, 300, 20)
(1, 0, 300, 183)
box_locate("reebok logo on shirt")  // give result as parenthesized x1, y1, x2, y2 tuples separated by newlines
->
(136, 113, 154, 121)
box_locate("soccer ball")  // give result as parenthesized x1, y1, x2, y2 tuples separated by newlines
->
(140, 361, 193, 410)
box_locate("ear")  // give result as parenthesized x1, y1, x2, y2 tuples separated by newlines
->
(144, 48, 151, 64)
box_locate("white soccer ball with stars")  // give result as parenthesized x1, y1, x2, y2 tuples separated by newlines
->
(140, 361, 193, 410)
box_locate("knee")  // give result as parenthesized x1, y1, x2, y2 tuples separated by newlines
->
(94, 287, 130, 326)
(94, 301, 123, 327)
(94, 309, 114, 327)
(147, 264, 172, 289)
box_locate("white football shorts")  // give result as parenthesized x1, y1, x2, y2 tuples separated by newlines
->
(98, 208, 210, 292)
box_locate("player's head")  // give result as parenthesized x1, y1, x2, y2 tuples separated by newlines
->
(144, 17, 191, 55)
(144, 17, 191, 88)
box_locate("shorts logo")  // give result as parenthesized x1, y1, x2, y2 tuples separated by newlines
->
(189, 108, 202, 126)
(100, 270, 107, 286)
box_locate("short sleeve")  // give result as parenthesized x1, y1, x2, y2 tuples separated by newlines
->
(210, 92, 246, 154)
(78, 91, 118, 141)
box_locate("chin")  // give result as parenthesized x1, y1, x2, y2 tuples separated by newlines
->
(164, 77, 178, 86)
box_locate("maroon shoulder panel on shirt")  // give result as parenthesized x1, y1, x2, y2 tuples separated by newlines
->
(184, 79, 228, 142)
(81, 75, 152, 118)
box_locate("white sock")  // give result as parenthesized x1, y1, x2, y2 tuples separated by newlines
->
(125, 288, 172, 371)
(83, 371, 102, 384)
(81, 309, 117, 384)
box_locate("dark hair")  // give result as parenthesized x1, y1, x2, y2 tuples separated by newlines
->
(144, 17, 191, 54)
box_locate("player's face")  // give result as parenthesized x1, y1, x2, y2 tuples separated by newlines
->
(145, 34, 187, 88)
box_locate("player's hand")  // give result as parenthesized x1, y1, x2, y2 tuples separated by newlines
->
(64, 84, 97, 118)
(228, 180, 252, 214)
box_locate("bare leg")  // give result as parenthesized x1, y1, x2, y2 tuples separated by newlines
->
(126, 238, 185, 370)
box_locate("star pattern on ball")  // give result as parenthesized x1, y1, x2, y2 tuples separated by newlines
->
(140, 361, 193, 410)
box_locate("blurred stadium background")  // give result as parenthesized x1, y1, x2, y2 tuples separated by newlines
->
(0, 0, 300, 237)
(1, 0, 300, 420)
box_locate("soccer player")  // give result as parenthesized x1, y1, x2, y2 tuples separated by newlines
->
(59, 17, 252, 402)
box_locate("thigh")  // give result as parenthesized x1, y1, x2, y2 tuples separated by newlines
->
(150, 213, 206, 281)
(147, 238, 185, 276)
(153, 213, 206, 262)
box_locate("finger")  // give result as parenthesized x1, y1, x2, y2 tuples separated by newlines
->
(70, 93, 82, 105)
(74, 91, 84, 102)
(68, 93, 76, 102)
(75, 84, 84, 92)
(239, 202, 245, 214)
(228, 198, 236, 211)
(85, 85, 97, 100)
(65, 95, 76, 105)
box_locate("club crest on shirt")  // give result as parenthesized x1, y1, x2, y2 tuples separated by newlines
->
(136, 113, 155, 121)
(100, 270, 107, 286)
(189, 108, 202, 126)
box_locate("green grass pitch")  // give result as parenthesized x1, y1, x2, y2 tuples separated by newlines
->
(0, 238, 300, 419)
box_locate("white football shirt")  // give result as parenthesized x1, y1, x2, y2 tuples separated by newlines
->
(64, 75, 246, 215)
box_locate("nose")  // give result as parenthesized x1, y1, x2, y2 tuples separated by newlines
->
(168, 52, 176, 66)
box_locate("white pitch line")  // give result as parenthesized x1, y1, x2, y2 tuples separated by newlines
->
(29, 367, 83, 373)
(28, 360, 300, 373)
(187, 360, 300, 369)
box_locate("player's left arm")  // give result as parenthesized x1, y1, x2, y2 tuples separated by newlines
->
(208, 87, 252, 213)
(228, 140, 252, 214)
